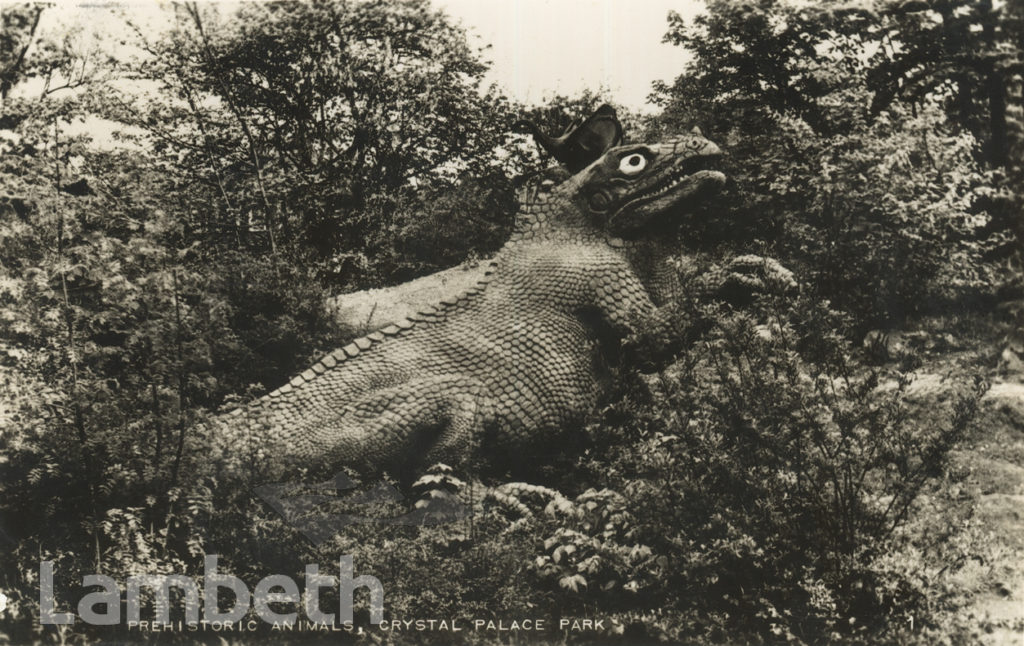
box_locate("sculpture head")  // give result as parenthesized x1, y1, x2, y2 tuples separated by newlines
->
(571, 130, 726, 237)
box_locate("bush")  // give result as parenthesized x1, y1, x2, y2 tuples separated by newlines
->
(0, 224, 344, 642)
(768, 99, 998, 331)
(566, 292, 986, 643)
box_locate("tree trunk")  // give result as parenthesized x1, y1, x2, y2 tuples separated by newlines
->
(980, 0, 1009, 167)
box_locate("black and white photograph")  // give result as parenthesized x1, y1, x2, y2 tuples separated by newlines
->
(0, 0, 1022, 643)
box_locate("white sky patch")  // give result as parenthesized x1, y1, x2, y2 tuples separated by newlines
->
(437, 0, 702, 111)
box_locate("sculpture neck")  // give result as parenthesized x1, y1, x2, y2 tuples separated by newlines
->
(510, 176, 595, 241)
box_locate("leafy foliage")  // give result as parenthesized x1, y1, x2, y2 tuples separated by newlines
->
(109, 0, 529, 288)
(593, 294, 985, 643)
(651, 0, 1020, 331)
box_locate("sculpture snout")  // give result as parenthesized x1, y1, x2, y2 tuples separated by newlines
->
(664, 135, 722, 161)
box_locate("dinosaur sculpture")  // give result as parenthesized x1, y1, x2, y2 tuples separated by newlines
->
(208, 128, 745, 483)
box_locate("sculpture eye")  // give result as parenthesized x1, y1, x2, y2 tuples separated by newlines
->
(619, 154, 647, 175)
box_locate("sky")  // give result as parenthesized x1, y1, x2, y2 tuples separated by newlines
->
(33, 0, 704, 113)
(435, 0, 702, 111)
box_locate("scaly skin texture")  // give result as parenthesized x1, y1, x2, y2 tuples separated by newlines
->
(210, 133, 728, 481)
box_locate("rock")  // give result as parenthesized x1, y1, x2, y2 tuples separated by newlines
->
(863, 329, 959, 363)
(879, 374, 1021, 436)
(997, 325, 1024, 378)
(980, 381, 1024, 437)
(998, 346, 1024, 375)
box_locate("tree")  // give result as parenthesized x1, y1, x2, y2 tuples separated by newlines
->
(0, 3, 45, 102)
(111, 0, 526, 283)
(863, 0, 1022, 169)
(651, 0, 1005, 330)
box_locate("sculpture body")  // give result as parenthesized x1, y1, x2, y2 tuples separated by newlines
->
(210, 133, 727, 480)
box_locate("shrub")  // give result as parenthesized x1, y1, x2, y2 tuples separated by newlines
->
(0, 219, 344, 641)
(569, 292, 986, 643)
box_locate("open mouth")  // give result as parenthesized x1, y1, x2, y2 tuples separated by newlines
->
(610, 155, 726, 223)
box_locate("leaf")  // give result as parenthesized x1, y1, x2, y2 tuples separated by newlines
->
(559, 574, 587, 592)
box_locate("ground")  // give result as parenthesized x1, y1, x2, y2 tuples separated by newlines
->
(962, 379, 1024, 643)
(894, 313, 1024, 643)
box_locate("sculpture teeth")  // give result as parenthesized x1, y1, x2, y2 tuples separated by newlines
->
(640, 170, 688, 200)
